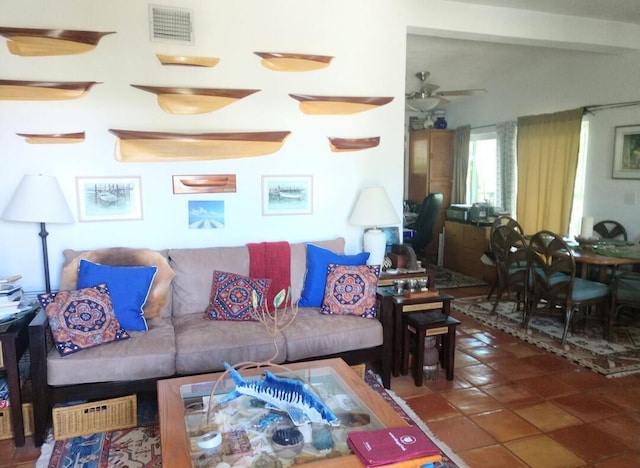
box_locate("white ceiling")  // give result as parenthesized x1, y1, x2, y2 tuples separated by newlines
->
(406, 0, 640, 104)
(443, 0, 640, 24)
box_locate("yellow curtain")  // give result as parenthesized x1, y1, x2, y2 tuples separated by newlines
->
(516, 108, 584, 235)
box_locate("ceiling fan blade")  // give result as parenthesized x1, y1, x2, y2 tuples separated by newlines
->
(437, 88, 487, 97)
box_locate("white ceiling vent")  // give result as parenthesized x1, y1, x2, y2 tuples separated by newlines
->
(149, 4, 193, 44)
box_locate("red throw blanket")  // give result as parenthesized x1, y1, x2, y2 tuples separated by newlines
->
(247, 241, 291, 308)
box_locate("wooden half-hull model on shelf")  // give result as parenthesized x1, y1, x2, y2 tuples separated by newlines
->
(109, 129, 291, 162)
(155, 54, 220, 67)
(254, 52, 333, 72)
(328, 136, 380, 152)
(172, 175, 237, 194)
(130, 85, 260, 115)
(16, 131, 85, 144)
(0, 27, 114, 56)
(289, 94, 393, 115)
(0, 80, 100, 100)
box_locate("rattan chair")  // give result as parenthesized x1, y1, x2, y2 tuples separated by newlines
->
(609, 272, 640, 340)
(486, 216, 524, 300)
(489, 224, 530, 316)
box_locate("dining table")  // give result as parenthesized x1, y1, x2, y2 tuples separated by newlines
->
(572, 241, 640, 283)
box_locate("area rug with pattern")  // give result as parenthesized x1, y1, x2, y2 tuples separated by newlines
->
(37, 375, 465, 467)
(424, 264, 489, 289)
(452, 295, 640, 378)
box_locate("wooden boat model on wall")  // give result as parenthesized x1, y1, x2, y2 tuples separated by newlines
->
(0, 80, 99, 100)
(0, 27, 114, 56)
(289, 94, 393, 115)
(109, 129, 291, 162)
(328, 136, 380, 152)
(254, 52, 333, 72)
(156, 54, 220, 67)
(16, 131, 85, 144)
(172, 175, 237, 194)
(130, 85, 260, 114)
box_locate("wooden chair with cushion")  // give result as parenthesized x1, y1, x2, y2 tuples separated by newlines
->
(489, 224, 530, 316)
(609, 271, 640, 340)
(486, 216, 524, 300)
(525, 230, 610, 347)
(593, 220, 628, 241)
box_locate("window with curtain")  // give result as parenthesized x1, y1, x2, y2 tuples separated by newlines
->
(466, 130, 497, 205)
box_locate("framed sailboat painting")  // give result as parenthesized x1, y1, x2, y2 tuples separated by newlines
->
(262, 175, 313, 216)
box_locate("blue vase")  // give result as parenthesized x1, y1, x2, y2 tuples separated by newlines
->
(434, 116, 447, 129)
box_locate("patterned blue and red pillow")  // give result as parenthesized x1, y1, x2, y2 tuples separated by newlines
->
(37, 283, 130, 357)
(205, 270, 271, 321)
(321, 264, 381, 318)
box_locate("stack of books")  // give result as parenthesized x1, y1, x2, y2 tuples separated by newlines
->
(0, 275, 24, 319)
(347, 426, 443, 467)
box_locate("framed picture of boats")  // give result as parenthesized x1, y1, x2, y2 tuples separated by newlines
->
(262, 175, 313, 216)
(613, 124, 640, 179)
(76, 176, 143, 222)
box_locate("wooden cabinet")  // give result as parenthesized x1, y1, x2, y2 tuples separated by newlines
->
(407, 129, 454, 262)
(443, 221, 491, 279)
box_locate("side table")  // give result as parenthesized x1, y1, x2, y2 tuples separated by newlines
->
(0, 306, 37, 446)
(376, 285, 453, 377)
(402, 313, 461, 385)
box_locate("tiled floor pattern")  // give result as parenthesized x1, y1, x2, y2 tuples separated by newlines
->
(2, 286, 640, 467)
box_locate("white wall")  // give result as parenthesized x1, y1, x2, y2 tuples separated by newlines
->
(0, 0, 407, 292)
(2, 0, 639, 293)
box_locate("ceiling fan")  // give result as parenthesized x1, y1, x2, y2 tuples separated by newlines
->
(406, 71, 487, 112)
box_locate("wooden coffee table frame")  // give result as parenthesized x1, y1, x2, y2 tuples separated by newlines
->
(157, 358, 406, 467)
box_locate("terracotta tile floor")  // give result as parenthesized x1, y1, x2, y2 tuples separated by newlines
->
(393, 286, 640, 467)
(3, 286, 640, 467)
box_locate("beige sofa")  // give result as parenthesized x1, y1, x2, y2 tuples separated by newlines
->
(29, 237, 391, 446)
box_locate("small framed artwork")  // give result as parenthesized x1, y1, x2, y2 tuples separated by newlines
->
(188, 200, 224, 229)
(613, 124, 640, 179)
(76, 176, 143, 222)
(262, 175, 313, 216)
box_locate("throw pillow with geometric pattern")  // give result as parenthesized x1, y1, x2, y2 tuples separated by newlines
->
(205, 270, 271, 321)
(37, 283, 130, 357)
(321, 264, 381, 318)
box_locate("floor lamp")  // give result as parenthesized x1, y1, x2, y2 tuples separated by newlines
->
(2, 175, 74, 294)
(349, 186, 400, 266)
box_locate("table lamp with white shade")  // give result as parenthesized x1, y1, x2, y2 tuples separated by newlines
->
(2, 174, 74, 293)
(349, 186, 400, 266)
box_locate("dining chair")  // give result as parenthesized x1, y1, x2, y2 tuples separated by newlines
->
(593, 220, 628, 241)
(489, 224, 530, 316)
(486, 216, 524, 300)
(525, 230, 610, 347)
(609, 271, 640, 340)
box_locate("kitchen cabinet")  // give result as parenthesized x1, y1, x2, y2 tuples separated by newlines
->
(443, 221, 491, 279)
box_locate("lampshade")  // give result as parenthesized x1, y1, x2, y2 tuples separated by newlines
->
(350, 186, 399, 267)
(2, 174, 74, 223)
(349, 186, 400, 228)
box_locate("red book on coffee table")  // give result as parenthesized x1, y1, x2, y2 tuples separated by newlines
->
(347, 425, 442, 467)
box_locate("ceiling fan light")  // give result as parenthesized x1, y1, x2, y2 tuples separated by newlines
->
(407, 95, 441, 111)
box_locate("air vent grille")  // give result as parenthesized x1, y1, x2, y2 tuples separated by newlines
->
(149, 4, 193, 44)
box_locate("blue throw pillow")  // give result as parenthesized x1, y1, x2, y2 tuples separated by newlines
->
(298, 244, 370, 307)
(77, 259, 158, 331)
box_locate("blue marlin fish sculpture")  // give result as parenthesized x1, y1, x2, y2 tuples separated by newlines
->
(220, 363, 341, 427)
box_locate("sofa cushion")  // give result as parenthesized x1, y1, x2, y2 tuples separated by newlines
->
(77, 259, 157, 331)
(321, 264, 380, 318)
(60, 248, 175, 320)
(169, 238, 346, 317)
(298, 244, 369, 307)
(283, 307, 383, 362)
(173, 314, 287, 374)
(205, 271, 271, 321)
(46, 317, 176, 385)
(37, 284, 130, 357)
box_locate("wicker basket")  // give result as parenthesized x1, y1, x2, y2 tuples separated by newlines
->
(52, 394, 137, 440)
(0, 403, 34, 440)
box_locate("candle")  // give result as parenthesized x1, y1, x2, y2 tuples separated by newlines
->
(580, 216, 594, 239)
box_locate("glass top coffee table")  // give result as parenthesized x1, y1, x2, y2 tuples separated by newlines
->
(157, 358, 407, 467)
